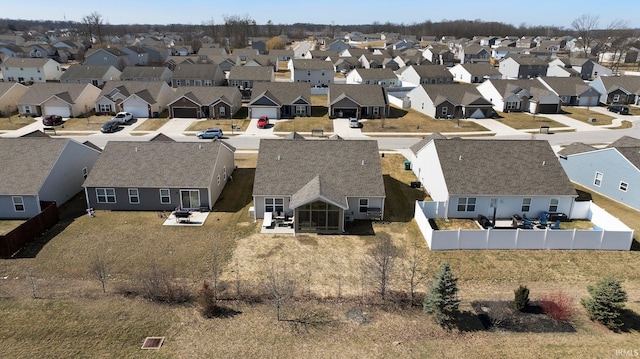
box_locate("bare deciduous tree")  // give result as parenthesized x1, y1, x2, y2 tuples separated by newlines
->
(265, 263, 297, 321)
(81, 12, 105, 46)
(90, 253, 110, 293)
(209, 239, 227, 302)
(364, 232, 398, 301)
(406, 240, 427, 306)
(572, 14, 600, 58)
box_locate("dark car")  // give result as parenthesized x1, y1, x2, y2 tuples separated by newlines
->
(100, 120, 120, 133)
(257, 115, 269, 129)
(42, 114, 64, 126)
(607, 105, 629, 114)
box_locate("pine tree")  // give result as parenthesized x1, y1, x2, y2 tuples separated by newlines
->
(514, 285, 530, 312)
(581, 277, 627, 331)
(423, 262, 460, 328)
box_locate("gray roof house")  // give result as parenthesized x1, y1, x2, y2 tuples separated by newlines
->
(248, 82, 312, 119)
(288, 59, 335, 86)
(448, 63, 502, 84)
(227, 66, 275, 99)
(168, 86, 242, 119)
(94, 80, 174, 118)
(477, 79, 563, 114)
(252, 139, 386, 233)
(171, 63, 225, 87)
(0, 82, 29, 116)
(83, 141, 235, 211)
(328, 84, 389, 119)
(589, 76, 640, 105)
(84, 47, 130, 70)
(0, 137, 101, 219)
(408, 83, 494, 119)
(499, 55, 549, 79)
(17, 82, 101, 118)
(2, 57, 64, 83)
(396, 64, 454, 86)
(345, 68, 398, 87)
(120, 66, 173, 84)
(410, 138, 577, 219)
(536, 77, 601, 107)
(60, 64, 122, 87)
(559, 136, 640, 211)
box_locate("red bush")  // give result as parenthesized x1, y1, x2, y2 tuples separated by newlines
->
(539, 291, 573, 321)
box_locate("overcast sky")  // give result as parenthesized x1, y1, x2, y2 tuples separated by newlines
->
(3, 0, 640, 29)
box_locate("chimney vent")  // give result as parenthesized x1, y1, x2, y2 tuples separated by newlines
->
(458, 155, 463, 161)
(361, 160, 365, 166)
(277, 155, 282, 160)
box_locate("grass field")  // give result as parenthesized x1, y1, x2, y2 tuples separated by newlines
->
(362, 106, 490, 133)
(185, 118, 250, 132)
(495, 111, 566, 129)
(132, 118, 170, 131)
(273, 117, 334, 132)
(0, 116, 37, 131)
(1, 153, 639, 358)
(561, 106, 616, 125)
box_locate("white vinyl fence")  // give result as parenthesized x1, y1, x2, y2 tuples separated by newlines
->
(414, 201, 634, 251)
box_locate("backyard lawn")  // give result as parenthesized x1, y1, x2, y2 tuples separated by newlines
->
(0, 154, 639, 358)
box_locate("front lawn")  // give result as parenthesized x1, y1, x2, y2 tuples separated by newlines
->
(361, 106, 490, 133)
(561, 107, 616, 125)
(273, 117, 333, 133)
(185, 119, 249, 133)
(0, 116, 37, 131)
(495, 112, 566, 130)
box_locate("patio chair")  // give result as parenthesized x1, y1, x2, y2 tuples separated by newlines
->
(549, 220, 561, 230)
(537, 213, 548, 229)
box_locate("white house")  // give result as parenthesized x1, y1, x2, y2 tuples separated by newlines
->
(1, 57, 64, 83)
(345, 68, 398, 87)
(289, 59, 334, 86)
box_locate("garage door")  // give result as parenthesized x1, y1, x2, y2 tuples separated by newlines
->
(45, 106, 71, 117)
(251, 107, 278, 119)
(537, 104, 560, 114)
(126, 106, 149, 118)
(173, 107, 198, 118)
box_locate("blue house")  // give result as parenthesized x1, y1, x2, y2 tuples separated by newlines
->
(558, 136, 640, 211)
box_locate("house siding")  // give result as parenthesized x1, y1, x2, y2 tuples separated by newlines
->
(560, 149, 640, 211)
(87, 187, 209, 211)
(448, 195, 574, 219)
(0, 195, 39, 219)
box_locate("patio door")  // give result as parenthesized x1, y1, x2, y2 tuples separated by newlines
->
(180, 190, 200, 209)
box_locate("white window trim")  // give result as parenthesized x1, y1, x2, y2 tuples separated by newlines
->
(457, 197, 477, 212)
(128, 188, 140, 204)
(594, 172, 603, 187)
(12, 196, 25, 212)
(521, 197, 532, 212)
(549, 198, 559, 212)
(96, 188, 116, 203)
(159, 189, 171, 204)
(359, 198, 369, 213)
(265, 197, 284, 213)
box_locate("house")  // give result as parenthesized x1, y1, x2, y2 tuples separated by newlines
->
(83, 47, 130, 70)
(536, 77, 600, 106)
(422, 44, 455, 66)
(396, 65, 454, 87)
(0, 82, 29, 116)
(17, 82, 101, 118)
(252, 139, 385, 233)
(558, 136, 640, 211)
(171, 63, 224, 87)
(288, 59, 334, 86)
(589, 76, 640, 105)
(448, 63, 502, 84)
(408, 84, 494, 119)
(345, 68, 398, 87)
(324, 39, 350, 53)
(83, 141, 235, 211)
(358, 54, 387, 69)
(267, 49, 294, 69)
(0, 43, 27, 58)
(410, 138, 577, 219)
(328, 84, 389, 119)
(499, 55, 548, 79)
(60, 65, 122, 87)
(477, 79, 562, 114)
(120, 66, 173, 84)
(94, 81, 174, 117)
(228, 65, 274, 88)
(545, 65, 581, 78)
(230, 48, 260, 64)
(547, 58, 611, 80)
(168, 86, 242, 119)
(331, 57, 359, 74)
(248, 82, 312, 119)
(120, 46, 150, 66)
(491, 47, 523, 62)
(460, 44, 491, 64)
(2, 57, 64, 83)
(0, 137, 101, 219)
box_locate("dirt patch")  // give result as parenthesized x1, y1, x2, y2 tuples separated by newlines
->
(471, 300, 575, 333)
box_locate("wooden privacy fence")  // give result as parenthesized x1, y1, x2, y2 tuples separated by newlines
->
(0, 201, 59, 257)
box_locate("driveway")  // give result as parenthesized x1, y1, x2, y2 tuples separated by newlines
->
(333, 118, 367, 138)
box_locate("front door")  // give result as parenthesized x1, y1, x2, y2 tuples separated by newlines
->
(180, 190, 200, 209)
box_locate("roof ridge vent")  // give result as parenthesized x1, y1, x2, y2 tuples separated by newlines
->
(361, 160, 365, 166)
(458, 155, 463, 160)
(277, 155, 282, 160)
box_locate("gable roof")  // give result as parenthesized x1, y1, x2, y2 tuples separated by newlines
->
(98, 81, 169, 104)
(60, 65, 118, 80)
(291, 59, 334, 71)
(432, 139, 577, 196)
(0, 138, 72, 195)
(410, 132, 448, 154)
(329, 84, 388, 107)
(83, 141, 234, 188)
(557, 142, 598, 156)
(250, 82, 311, 105)
(417, 84, 492, 106)
(170, 86, 240, 106)
(538, 76, 595, 96)
(484, 79, 556, 102)
(120, 66, 170, 79)
(172, 63, 220, 79)
(227, 65, 273, 81)
(397, 64, 453, 78)
(253, 139, 385, 199)
(17, 82, 96, 105)
(607, 135, 640, 149)
(352, 68, 397, 79)
(149, 133, 175, 142)
(596, 76, 640, 94)
(455, 63, 501, 77)
(2, 57, 53, 68)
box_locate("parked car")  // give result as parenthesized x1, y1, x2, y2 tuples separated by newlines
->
(349, 117, 360, 128)
(42, 114, 64, 126)
(607, 105, 629, 114)
(257, 115, 270, 129)
(196, 127, 223, 139)
(113, 111, 133, 124)
(100, 120, 120, 133)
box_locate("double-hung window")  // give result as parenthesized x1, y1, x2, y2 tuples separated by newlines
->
(521, 198, 531, 212)
(12, 196, 24, 211)
(128, 188, 140, 204)
(594, 172, 603, 187)
(96, 188, 116, 203)
(457, 197, 476, 212)
(159, 189, 171, 204)
(265, 198, 284, 213)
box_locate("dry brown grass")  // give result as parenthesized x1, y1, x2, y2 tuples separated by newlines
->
(495, 111, 566, 129)
(0, 220, 25, 235)
(185, 119, 250, 132)
(132, 118, 170, 131)
(0, 116, 36, 130)
(362, 106, 490, 133)
(274, 117, 334, 133)
(561, 106, 616, 125)
(59, 116, 110, 130)
(1, 154, 640, 357)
